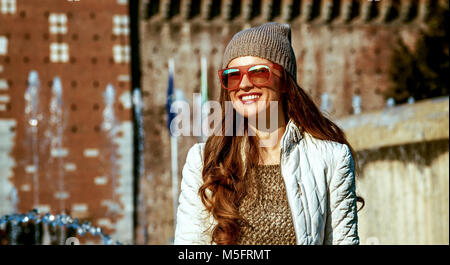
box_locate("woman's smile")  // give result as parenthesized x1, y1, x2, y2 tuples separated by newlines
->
(239, 92, 262, 104)
(227, 56, 283, 118)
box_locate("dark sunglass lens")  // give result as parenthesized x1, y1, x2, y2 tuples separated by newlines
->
(222, 68, 241, 89)
(248, 65, 270, 85)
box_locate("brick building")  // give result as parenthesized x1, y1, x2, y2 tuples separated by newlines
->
(0, 0, 133, 244)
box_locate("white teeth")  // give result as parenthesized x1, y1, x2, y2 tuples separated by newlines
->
(241, 95, 260, 101)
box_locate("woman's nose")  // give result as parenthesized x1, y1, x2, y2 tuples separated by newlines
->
(238, 73, 253, 90)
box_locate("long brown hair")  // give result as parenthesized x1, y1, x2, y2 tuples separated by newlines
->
(199, 67, 365, 245)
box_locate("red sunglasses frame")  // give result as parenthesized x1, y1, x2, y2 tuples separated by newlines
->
(218, 63, 284, 90)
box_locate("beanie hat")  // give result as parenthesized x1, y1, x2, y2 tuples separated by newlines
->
(222, 22, 297, 81)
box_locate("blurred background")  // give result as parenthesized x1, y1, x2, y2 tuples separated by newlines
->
(0, 0, 448, 245)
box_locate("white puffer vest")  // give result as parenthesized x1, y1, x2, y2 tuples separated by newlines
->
(174, 119, 360, 245)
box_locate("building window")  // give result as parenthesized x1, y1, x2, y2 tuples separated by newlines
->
(0, 79, 8, 90)
(113, 45, 130, 63)
(117, 0, 128, 5)
(49, 13, 67, 34)
(0, 36, 7, 55)
(113, 15, 129, 35)
(1, 0, 16, 14)
(50, 43, 69, 63)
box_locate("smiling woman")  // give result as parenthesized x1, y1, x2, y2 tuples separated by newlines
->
(175, 22, 364, 245)
(222, 59, 285, 118)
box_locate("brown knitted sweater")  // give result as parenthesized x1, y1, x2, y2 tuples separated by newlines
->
(236, 164, 296, 245)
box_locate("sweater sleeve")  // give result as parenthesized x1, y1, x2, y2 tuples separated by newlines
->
(174, 143, 213, 245)
(323, 144, 360, 245)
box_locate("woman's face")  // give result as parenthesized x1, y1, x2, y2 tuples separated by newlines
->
(226, 56, 284, 119)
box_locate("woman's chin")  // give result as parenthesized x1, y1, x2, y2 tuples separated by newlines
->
(236, 107, 274, 121)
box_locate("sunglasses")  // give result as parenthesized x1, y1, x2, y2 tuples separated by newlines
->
(218, 63, 283, 90)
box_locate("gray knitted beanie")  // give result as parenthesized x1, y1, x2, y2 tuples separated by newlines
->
(222, 22, 297, 81)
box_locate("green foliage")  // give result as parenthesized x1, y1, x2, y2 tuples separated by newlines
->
(385, 5, 449, 103)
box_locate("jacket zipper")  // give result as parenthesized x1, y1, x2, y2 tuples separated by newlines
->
(281, 142, 311, 244)
(297, 182, 302, 196)
(297, 179, 312, 244)
(280, 146, 301, 245)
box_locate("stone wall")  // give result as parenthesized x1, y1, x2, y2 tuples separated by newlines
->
(337, 97, 449, 244)
(137, 0, 449, 244)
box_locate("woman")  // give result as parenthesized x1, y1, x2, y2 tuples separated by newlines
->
(174, 22, 364, 245)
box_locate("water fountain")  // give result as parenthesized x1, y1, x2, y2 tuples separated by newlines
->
(102, 84, 121, 222)
(48, 77, 67, 214)
(0, 209, 120, 245)
(0, 72, 125, 244)
(24, 70, 41, 210)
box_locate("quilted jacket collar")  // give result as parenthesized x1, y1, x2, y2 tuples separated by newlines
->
(280, 119, 304, 154)
(240, 119, 303, 173)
